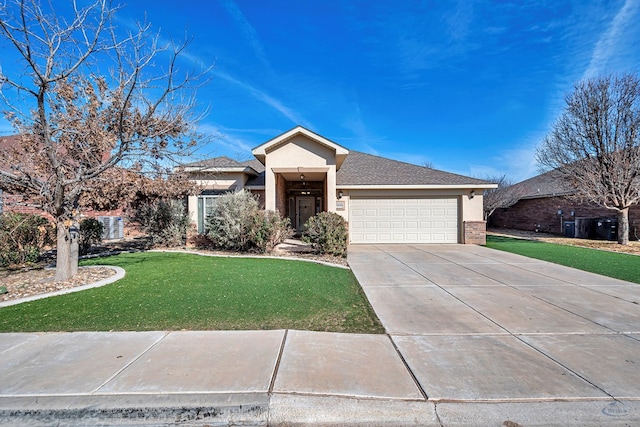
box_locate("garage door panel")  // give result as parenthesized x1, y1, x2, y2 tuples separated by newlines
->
(349, 197, 458, 244)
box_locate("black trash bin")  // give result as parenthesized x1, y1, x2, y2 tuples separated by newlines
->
(595, 218, 617, 241)
(564, 221, 575, 238)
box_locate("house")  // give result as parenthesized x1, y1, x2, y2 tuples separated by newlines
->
(183, 126, 496, 244)
(489, 169, 640, 239)
(0, 134, 125, 239)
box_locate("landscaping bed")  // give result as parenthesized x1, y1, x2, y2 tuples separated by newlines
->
(0, 252, 383, 334)
(489, 228, 640, 255)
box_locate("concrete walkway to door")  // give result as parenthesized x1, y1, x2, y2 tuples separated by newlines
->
(348, 244, 640, 425)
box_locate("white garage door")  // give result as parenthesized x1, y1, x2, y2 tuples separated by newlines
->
(349, 197, 459, 244)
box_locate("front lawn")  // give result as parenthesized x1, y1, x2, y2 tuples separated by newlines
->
(487, 235, 640, 284)
(0, 252, 384, 333)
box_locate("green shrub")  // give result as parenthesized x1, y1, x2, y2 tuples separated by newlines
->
(79, 218, 104, 255)
(301, 212, 348, 257)
(205, 190, 258, 251)
(251, 210, 293, 253)
(130, 199, 190, 247)
(204, 190, 292, 253)
(0, 213, 55, 267)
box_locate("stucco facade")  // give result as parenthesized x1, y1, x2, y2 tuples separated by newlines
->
(184, 126, 496, 244)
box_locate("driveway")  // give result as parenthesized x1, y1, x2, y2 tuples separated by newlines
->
(348, 244, 640, 408)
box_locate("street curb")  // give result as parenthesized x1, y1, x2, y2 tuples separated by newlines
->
(0, 393, 269, 426)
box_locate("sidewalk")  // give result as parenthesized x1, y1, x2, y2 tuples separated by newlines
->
(1, 330, 434, 426)
(2, 243, 640, 425)
(2, 329, 638, 426)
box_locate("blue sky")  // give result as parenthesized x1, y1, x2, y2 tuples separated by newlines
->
(3, 1, 640, 182)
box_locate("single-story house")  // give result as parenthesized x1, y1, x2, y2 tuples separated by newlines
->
(489, 169, 640, 239)
(183, 126, 496, 245)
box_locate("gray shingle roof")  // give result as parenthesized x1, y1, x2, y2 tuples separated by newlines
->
(245, 173, 265, 186)
(509, 169, 575, 199)
(182, 156, 264, 177)
(187, 150, 493, 187)
(183, 156, 262, 170)
(336, 151, 491, 186)
(237, 158, 265, 173)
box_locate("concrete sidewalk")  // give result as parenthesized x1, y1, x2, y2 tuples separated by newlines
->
(1, 330, 434, 426)
(1, 244, 640, 425)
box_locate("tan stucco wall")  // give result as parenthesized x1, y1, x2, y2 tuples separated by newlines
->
(187, 195, 197, 225)
(461, 193, 484, 221)
(264, 135, 337, 213)
(190, 172, 248, 190)
(186, 172, 250, 227)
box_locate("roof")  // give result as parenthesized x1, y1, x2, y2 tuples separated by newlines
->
(252, 126, 349, 169)
(336, 151, 492, 187)
(188, 150, 494, 188)
(509, 169, 576, 200)
(182, 156, 264, 175)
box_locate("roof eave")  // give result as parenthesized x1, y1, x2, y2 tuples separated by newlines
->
(336, 184, 498, 190)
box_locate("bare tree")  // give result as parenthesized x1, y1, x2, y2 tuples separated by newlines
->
(480, 175, 524, 221)
(537, 73, 640, 245)
(422, 160, 435, 169)
(0, 0, 208, 279)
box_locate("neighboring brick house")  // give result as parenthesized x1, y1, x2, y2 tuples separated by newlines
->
(0, 135, 125, 239)
(489, 169, 640, 240)
(183, 126, 497, 245)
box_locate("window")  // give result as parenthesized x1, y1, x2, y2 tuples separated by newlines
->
(197, 195, 220, 233)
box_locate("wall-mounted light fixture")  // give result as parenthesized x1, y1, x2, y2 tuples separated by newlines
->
(338, 190, 343, 200)
(469, 190, 475, 199)
(300, 173, 305, 181)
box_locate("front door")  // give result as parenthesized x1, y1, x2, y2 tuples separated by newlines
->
(296, 197, 315, 232)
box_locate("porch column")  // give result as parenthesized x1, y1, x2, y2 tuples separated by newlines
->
(326, 166, 337, 213)
(265, 168, 276, 211)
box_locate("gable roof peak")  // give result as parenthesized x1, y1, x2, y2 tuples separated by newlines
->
(252, 126, 349, 168)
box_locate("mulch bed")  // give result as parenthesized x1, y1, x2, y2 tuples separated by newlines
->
(489, 228, 640, 255)
(0, 267, 117, 303)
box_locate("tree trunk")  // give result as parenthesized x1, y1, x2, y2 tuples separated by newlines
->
(617, 208, 630, 245)
(55, 220, 80, 281)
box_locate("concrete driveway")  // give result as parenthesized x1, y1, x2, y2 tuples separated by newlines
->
(348, 244, 640, 422)
(2, 244, 639, 425)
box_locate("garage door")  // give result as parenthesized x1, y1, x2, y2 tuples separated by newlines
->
(349, 197, 459, 243)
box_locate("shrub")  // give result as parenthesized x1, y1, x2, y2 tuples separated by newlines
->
(79, 218, 104, 255)
(204, 190, 292, 253)
(130, 199, 190, 247)
(0, 213, 54, 267)
(251, 210, 293, 253)
(302, 212, 348, 257)
(205, 190, 258, 251)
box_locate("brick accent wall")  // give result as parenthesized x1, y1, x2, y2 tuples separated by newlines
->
(275, 173, 287, 215)
(464, 221, 487, 245)
(490, 196, 640, 238)
(0, 192, 52, 219)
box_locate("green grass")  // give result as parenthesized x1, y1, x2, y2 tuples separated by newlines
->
(487, 235, 640, 284)
(0, 252, 384, 333)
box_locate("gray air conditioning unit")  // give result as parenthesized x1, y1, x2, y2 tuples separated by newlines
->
(98, 216, 124, 240)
